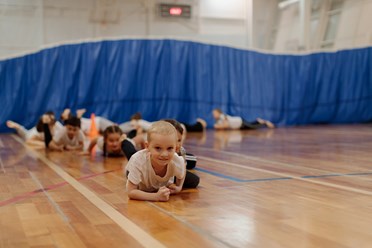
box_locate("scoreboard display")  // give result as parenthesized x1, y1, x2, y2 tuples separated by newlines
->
(159, 4, 192, 18)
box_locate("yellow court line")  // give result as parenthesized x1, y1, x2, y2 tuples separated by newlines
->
(12, 135, 165, 248)
(198, 155, 372, 197)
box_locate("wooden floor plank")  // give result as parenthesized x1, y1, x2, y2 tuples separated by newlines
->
(2, 124, 372, 247)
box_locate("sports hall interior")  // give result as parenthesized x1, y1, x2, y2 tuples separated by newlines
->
(1, 0, 372, 247)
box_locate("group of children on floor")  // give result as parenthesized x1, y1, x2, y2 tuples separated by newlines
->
(6, 108, 274, 202)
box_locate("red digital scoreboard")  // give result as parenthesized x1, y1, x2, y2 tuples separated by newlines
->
(159, 4, 191, 18)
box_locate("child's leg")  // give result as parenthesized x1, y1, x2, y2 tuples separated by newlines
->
(257, 118, 275, 128)
(7, 120, 29, 140)
(61, 108, 71, 123)
(182, 122, 203, 132)
(119, 122, 133, 133)
(76, 108, 86, 119)
(126, 129, 137, 139)
(256, 118, 275, 129)
(183, 171, 200, 189)
(121, 139, 137, 160)
(185, 153, 197, 169)
(240, 119, 266, 130)
(96, 117, 114, 132)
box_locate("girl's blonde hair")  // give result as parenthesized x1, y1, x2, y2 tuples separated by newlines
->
(147, 121, 177, 143)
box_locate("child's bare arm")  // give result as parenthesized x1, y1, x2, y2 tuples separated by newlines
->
(48, 140, 64, 151)
(127, 181, 170, 202)
(87, 137, 98, 153)
(25, 139, 44, 147)
(214, 118, 229, 129)
(168, 175, 185, 194)
(65, 142, 83, 151)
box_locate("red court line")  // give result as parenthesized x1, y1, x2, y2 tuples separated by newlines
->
(0, 169, 121, 207)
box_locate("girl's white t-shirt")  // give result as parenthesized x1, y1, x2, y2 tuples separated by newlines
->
(53, 128, 85, 147)
(125, 149, 185, 192)
(216, 114, 242, 129)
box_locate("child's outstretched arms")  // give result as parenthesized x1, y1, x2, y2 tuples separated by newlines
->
(48, 140, 64, 151)
(65, 142, 83, 151)
(126, 181, 171, 202)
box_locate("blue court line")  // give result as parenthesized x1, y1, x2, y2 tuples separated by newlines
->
(194, 167, 372, 183)
(302, 174, 343, 178)
(345, 172, 372, 176)
(302, 172, 372, 178)
(194, 167, 248, 182)
(242, 177, 293, 182)
(194, 167, 292, 183)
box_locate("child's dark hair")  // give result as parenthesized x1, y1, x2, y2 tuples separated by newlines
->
(130, 112, 142, 120)
(36, 111, 56, 132)
(163, 119, 184, 135)
(102, 125, 123, 157)
(64, 116, 81, 128)
(36, 117, 44, 132)
(45, 111, 56, 124)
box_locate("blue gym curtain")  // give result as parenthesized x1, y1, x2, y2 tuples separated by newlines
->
(1, 39, 372, 132)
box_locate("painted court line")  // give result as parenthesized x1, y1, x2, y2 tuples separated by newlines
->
(191, 145, 336, 175)
(0, 181, 68, 207)
(0, 155, 5, 174)
(346, 172, 372, 176)
(196, 167, 372, 182)
(198, 156, 372, 197)
(0, 137, 5, 173)
(302, 174, 343, 178)
(195, 167, 293, 182)
(0, 169, 119, 207)
(148, 202, 235, 248)
(192, 145, 372, 183)
(29, 171, 72, 226)
(12, 135, 165, 248)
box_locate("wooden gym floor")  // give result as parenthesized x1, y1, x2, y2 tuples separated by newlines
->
(1, 124, 372, 247)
